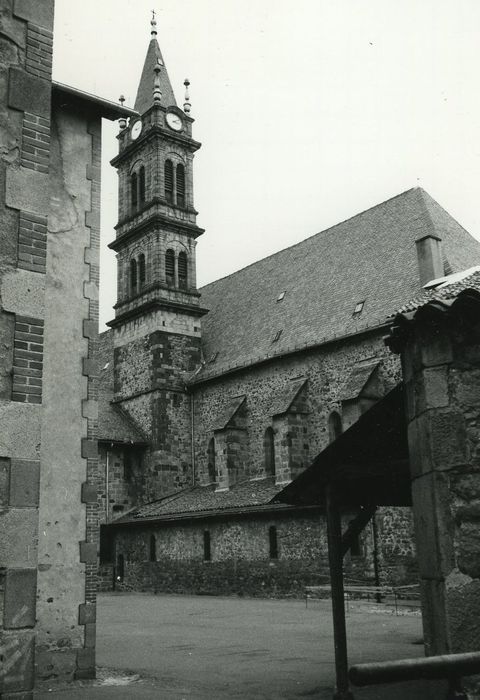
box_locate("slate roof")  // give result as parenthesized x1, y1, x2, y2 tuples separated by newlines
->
(386, 268, 480, 355)
(196, 188, 480, 382)
(98, 331, 147, 444)
(270, 377, 307, 416)
(211, 395, 246, 431)
(393, 266, 480, 314)
(110, 477, 291, 525)
(340, 361, 380, 402)
(134, 36, 177, 114)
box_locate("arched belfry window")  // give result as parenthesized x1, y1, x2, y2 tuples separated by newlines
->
(328, 411, 342, 442)
(264, 427, 275, 477)
(165, 249, 175, 286)
(164, 159, 173, 203)
(130, 258, 137, 295)
(178, 251, 188, 289)
(139, 253, 146, 288)
(176, 163, 185, 207)
(131, 172, 138, 210)
(139, 166, 146, 204)
(207, 438, 216, 483)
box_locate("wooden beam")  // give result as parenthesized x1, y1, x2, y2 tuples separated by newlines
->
(340, 506, 376, 557)
(326, 482, 355, 700)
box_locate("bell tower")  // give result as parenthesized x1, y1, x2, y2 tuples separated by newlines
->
(108, 14, 207, 498)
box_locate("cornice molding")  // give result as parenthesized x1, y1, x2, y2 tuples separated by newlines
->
(107, 298, 209, 328)
(111, 125, 201, 167)
(109, 211, 205, 251)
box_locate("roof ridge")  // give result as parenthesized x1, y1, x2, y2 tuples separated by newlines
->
(414, 187, 437, 242)
(417, 187, 473, 239)
(200, 187, 422, 292)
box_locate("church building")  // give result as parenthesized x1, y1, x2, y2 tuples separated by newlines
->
(97, 19, 480, 596)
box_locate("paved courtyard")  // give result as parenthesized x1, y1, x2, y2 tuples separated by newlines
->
(36, 592, 446, 699)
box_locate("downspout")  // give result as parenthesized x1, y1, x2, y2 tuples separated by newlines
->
(372, 511, 381, 603)
(105, 445, 111, 523)
(190, 390, 195, 486)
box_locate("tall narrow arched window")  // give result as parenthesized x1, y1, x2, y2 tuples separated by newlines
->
(176, 163, 185, 207)
(264, 427, 275, 476)
(178, 251, 188, 289)
(269, 526, 278, 559)
(131, 172, 138, 210)
(130, 258, 137, 295)
(149, 534, 156, 562)
(138, 253, 146, 288)
(165, 249, 175, 286)
(207, 437, 216, 483)
(164, 159, 173, 203)
(328, 411, 343, 442)
(139, 166, 146, 204)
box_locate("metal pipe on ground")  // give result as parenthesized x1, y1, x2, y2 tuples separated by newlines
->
(349, 651, 480, 700)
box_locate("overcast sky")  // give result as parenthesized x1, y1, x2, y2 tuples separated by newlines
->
(52, 0, 480, 328)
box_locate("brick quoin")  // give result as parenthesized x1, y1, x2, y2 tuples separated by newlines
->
(12, 316, 44, 403)
(17, 211, 48, 273)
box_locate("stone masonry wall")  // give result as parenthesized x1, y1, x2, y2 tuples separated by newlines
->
(34, 102, 101, 683)
(97, 445, 143, 524)
(402, 309, 480, 660)
(0, 2, 54, 697)
(112, 508, 416, 598)
(192, 330, 400, 485)
(114, 325, 201, 501)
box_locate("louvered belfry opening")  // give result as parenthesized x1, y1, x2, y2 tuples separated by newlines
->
(165, 248, 175, 285)
(178, 250, 188, 289)
(139, 166, 146, 204)
(176, 163, 185, 207)
(138, 253, 146, 288)
(130, 258, 137, 294)
(164, 159, 173, 203)
(131, 171, 138, 210)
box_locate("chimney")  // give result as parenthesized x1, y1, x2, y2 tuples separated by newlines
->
(415, 234, 444, 286)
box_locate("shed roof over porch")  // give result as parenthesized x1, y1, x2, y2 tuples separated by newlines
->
(274, 383, 411, 508)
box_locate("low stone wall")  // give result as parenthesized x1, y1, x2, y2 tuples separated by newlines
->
(109, 507, 418, 598)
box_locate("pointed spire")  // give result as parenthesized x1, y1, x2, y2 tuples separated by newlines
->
(134, 11, 177, 114)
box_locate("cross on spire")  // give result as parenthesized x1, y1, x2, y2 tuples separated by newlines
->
(151, 9, 157, 36)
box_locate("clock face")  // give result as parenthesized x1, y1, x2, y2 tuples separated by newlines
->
(166, 112, 183, 132)
(131, 120, 142, 140)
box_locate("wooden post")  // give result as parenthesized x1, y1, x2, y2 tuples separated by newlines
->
(326, 481, 354, 700)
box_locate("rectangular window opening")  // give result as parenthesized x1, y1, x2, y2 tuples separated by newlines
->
(353, 300, 365, 315)
(269, 525, 278, 559)
(272, 330, 282, 343)
(203, 530, 211, 561)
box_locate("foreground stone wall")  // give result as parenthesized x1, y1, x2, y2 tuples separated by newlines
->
(0, 3, 55, 696)
(0, 2, 103, 691)
(401, 308, 480, 658)
(111, 507, 416, 597)
(35, 100, 101, 684)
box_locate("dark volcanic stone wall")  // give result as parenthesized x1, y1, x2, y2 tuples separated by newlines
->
(112, 508, 417, 598)
(192, 330, 400, 485)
